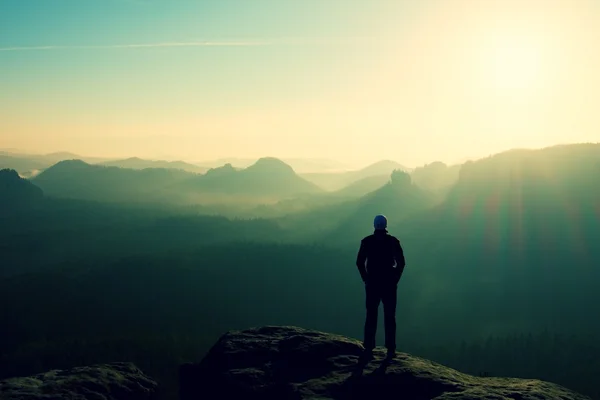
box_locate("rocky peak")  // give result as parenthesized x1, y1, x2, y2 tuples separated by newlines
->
(180, 326, 590, 400)
(0, 168, 43, 211)
(0, 362, 158, 400)
(51, 159, 90, 169)
(246, 157, 295, 175)
(0, 168, 21, 181)
(204, 163, 237, 177)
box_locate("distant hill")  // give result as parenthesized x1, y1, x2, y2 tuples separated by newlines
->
(0, 155, 50, 178)
(278, 170, 435, 241)
(328, 170, 437, 242)
(410, 161, 460, 194)
(391, 143, 600, 328)
(34, 160, 195, 204)
(0, 151, 111, 177)
(360, 160, 411, 176)
(301, 160, 408, 191)
(181, 157, 322, 200)
(42, 152, 111, 164)
(333, 174, 390, 198)
(196, 158, 257, 169)
(33, 158, 321, 206)
(253, 173, 392, 220)
(439, 144, 600, 221)
(196, 157, 350, 173)
(279, 158, 350, 173)
(0, 169, 44, 214)
(101, 157, 208, 174)
(203, 163, 239, 179)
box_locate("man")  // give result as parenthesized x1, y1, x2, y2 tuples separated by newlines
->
(356, 214, 406, 359)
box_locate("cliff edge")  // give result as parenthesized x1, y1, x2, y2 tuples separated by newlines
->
(180, 326, 590, 400)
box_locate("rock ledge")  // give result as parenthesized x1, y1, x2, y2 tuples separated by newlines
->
(0, 362, 158, 400)
(180, 326, 590, 400)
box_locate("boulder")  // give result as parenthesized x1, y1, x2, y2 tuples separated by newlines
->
(180, 326, 590, 400)
(0, 362, 158, 400)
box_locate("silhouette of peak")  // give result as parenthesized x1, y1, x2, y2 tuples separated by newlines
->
(360, 170, 423, 206)
(455, 143, 600, 187)
(389, 169, 412, 187)
(247, 157, 295, 174)
(371, 159, 400, 167)
(424, 161, 448, 168)
(33, 160, 95, 182)
(54, 159, 90, 167)
(180, 326, 589, 400)
(205, 163, 237, 177)
(0, 168, 20, 181)
(0, 168, 44, 211)
(191, 158, 320, 196)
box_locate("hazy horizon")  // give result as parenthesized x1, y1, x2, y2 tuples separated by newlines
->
(2, 0, 600, 167)
(1, 144, 580, 172)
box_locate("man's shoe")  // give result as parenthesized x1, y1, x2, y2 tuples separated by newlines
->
(386, 349, 396, 359)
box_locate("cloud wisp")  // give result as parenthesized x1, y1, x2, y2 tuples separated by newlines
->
(0, 41, 273, 52)
(0, 37, 377, 52)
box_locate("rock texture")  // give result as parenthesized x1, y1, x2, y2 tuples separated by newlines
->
(0, 362, 158, 400)
(180, 326, 591, 400)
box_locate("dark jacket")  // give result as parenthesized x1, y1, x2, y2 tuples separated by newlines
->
(356, 230, 405, 283)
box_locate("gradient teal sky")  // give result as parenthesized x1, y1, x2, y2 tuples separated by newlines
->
(1, 0, 599, 167)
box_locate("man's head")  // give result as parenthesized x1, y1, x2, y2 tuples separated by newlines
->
(374, 214, 388, 231)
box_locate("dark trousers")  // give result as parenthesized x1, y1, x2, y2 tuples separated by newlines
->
(363, 281, 397, 351)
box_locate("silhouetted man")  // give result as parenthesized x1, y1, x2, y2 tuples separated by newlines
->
(356, 214, 406, 359)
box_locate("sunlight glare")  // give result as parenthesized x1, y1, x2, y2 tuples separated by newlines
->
(475, 32, 547, 92)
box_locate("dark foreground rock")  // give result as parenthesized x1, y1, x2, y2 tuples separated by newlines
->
(180, 326, 591, 400)
(0, 362, 158, 400)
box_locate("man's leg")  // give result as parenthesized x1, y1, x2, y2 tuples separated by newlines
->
(382, 283, 398, 354)
(363, 283, 380, 351)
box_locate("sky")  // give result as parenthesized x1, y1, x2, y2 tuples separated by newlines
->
(1, 0, 599, 168)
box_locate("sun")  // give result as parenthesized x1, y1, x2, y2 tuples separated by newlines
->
(486, 41, 541, 89)
(475, 33, 547, 92)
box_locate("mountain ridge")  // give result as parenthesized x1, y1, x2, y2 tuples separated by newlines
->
(34, 157, 322, 205)
(302, 160, 408, 191)
(101, 157, 208, 174)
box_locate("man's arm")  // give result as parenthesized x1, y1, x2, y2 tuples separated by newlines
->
(394, 239, 406, 268)
(393, 239, 406, 283)
(356, 240, 368, 283)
